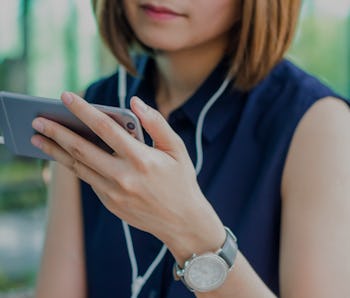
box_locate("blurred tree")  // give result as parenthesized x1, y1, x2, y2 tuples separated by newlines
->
(289, 1, 349, 97)
(64, 0, 78, 91)
(0, 0, 31, 93)
(347, 15, 350, 96)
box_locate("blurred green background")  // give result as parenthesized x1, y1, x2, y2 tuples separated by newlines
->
(0, 0, 349, 296)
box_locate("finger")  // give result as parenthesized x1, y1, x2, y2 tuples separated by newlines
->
(130, 96, 186, 159)
(67, 161, 116, 198)
(61, 92, 141, 159)
(32, 117, 125, 182)
(32, 133, 119, 196)
(31, 134, 75, 167)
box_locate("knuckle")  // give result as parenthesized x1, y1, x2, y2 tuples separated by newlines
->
(43, 122, 55, 138)
(109, 168, 122, 184)
(174, 134, 186, 149)
(136, 156, 155, 173)
(41, 143, 55, 158)
(108, 193, 131, 214)
(110, 176, 121, 189)
(109, 192, 126, 206)
(146, 108, 161, 123)
(118, 175, 136, 193)
(70, 159, 81, 176)
(69, 142, 85, 160)
(94, 115, 113, 136)
(153, 109, 163, 122)
(39, 140, 50, 154)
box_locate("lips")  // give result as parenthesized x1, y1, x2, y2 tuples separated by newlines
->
(140, 3, 185, 20)
(141, 4, 179, 14)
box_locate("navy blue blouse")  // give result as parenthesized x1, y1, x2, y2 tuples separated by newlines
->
(81, 57, 347, 298)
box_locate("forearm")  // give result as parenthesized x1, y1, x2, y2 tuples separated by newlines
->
(164, 200, 275, 298)
(36, 163, 86, 298)
(195, 251, 275, 298)
(168, 237, 275, 298)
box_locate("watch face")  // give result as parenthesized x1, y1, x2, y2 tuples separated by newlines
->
(184, 253, 228, 292)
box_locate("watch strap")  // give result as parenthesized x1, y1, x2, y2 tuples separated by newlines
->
(217, 227, 238, 268)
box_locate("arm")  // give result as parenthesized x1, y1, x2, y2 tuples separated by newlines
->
(31, 93, 350, 297)
(188, 97, 350, 297)
(280, 97, 350, 297)
(35, 162, 86, 298)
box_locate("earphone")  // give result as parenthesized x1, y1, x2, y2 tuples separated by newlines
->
(118, 64, 230, 298)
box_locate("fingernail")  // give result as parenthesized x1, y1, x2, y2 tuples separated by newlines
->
(31, 137, 42, 149)
(62, 92, 74, 105)
(32, 119, 44, 133)
(134, 97, 149, 113)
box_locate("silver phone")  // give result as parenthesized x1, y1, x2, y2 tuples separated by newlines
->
(0, 91, 144, 160)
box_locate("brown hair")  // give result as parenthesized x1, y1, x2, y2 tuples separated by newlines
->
(92, 0, 301, 90)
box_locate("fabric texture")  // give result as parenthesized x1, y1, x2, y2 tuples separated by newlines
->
(81, 57, 348, 298)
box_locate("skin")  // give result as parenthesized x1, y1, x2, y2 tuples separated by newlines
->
(123, 0, 240, 118)
(35, 0, 350, 297)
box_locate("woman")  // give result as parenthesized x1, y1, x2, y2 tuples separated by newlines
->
(34, 0, 350, 297)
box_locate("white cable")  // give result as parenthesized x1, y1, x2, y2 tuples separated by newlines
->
(141, 244, 168, 287)
(195, 78, 231, 174)
(118, 64, 231, 298)
(118, 65, 127, 109)
(119, 68, 169, 298)
(0, 136, 4, 145)
(122, 221, 139, 282)
(122, 221, 168, 298)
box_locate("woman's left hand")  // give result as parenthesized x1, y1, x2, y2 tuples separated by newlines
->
(31, 92, 225, 263)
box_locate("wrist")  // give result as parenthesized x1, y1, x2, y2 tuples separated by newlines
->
(165, 204, 226, 266)
(173, 226, 238, 293)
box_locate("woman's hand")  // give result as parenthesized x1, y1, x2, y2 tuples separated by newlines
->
(31, 92, 225, 264)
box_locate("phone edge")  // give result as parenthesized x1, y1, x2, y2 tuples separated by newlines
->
(0, 92, 19, 154)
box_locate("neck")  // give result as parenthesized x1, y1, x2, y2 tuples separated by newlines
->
(154, 33, 228, 118)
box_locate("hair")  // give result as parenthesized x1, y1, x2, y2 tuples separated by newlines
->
(91, 0, 301, 90)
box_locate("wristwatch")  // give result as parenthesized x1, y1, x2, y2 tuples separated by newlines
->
(173, 226, 238, 292)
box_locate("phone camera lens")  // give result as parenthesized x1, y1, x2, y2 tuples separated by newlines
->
(126, 122, 135, 130)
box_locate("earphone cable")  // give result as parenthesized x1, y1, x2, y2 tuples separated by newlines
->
(118, 65, 230, 298)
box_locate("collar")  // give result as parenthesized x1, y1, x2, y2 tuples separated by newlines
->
(131, 56, 243, 142)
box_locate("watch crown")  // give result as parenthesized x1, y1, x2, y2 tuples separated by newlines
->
(173, 254, 197, 279)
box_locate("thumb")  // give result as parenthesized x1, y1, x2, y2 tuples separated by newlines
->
(130, 96, 185, 157)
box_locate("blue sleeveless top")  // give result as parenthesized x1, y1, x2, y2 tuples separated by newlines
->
(81, 57, 347, 298)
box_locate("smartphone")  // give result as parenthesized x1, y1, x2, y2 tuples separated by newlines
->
(0, 91, 144, 160)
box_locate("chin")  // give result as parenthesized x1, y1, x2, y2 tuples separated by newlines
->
(136, 32, 190, 52)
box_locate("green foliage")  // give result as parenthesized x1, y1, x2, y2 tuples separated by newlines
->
(0, 187, 46, 213)
(0, 269, 35, 292)
(0, 160, 47, 212)
(289, 15, 349, 98)
(0, 160, 40, 183)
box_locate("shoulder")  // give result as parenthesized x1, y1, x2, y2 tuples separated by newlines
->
(281, 97, 350, 207)
(300, 96, 350, 126)
(278, 97, 350, 297)
(282, 96, 350, 198)
(250, 59, 349, 142)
